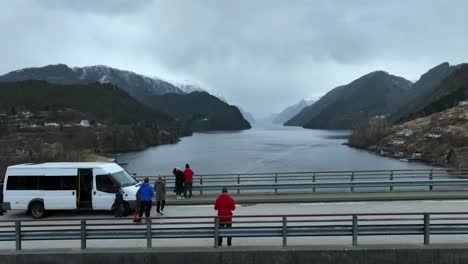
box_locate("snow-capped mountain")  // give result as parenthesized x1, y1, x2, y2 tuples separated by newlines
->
(172, 81, 227, 102)
(273, 98, 316, 124)
(0, 64, 185, 102)
(173, 81, 205, 94)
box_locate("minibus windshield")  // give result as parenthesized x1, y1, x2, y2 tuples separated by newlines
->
(110, 170, 138, 187)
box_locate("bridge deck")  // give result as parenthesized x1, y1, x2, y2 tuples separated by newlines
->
(165, 190, 468, 205)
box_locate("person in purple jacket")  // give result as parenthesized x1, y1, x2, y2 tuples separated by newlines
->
(136, 177, 155, 222)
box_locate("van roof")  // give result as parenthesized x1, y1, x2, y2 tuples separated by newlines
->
(8, 162, 119, 170)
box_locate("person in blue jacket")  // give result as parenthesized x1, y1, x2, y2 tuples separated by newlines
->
(136, 177, 155, 222)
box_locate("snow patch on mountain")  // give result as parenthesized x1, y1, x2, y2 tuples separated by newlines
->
(171, 80, 227, 102)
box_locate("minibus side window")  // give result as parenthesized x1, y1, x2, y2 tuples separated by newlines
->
(7, 176, 39, 190)
(39, 177, 61, 190)
(37, 176, 77, 190)
(61, 176, 77, 190)
(96, 174, 117, 193)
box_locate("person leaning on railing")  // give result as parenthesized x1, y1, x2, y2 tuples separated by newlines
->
(214, 187, 236, 246)
(183, 164, 194, 199)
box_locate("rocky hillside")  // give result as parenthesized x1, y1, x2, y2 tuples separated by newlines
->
(0, 80, 193, 178)
(286, 71, 412, 129)
(363, 105, 468, 168)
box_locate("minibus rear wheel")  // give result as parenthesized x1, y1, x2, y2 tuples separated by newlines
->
(29, 202, 46, 219)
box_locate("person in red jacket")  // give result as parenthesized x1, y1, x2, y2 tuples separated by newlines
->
(214, 187, 236, 246)
(183, 164, 194, 199)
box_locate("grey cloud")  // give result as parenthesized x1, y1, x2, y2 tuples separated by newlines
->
(1, 0, 468, 116)
(37, 0, 153, 15)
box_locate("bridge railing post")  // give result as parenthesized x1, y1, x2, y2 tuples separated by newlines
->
(146, 219, 152, 248)
(424, 213, 430, 245)
(81, 220, 87, 250)
(351, 172, 355, 192)
(282, 216, 287, 247)
(352, 215, 358, 246)
(200, 175, 203, 196)
(214, 217, 219, 248)
(237, 174, 240, 194)
(313, 172, 316, 192)
(15, 220, 21, 251)
(275, 173, 278, 194)
(429, 169, 434, 191)
(390, 170, 394, 191)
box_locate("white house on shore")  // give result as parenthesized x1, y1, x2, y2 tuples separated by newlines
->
(427, 127, 443, 138)
(391, 137, 406, 145)
(396, 128, 413, 137)
(79, 120, 90, 127)
(44, 122, 59, 127)
(459, 100, 468, 106)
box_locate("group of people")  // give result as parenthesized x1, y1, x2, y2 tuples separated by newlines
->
(112, 163, 237, 246)
(173, 164, 194, 199)
(116, 164, 193, 220)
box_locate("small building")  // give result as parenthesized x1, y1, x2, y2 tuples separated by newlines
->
(394, 152, 406, 158)
(411, 153, 422, 160)
(396, 128, 413, 137)
(459, 100, 468, 106)
(426, 127, 443, 139)
(391, 137, 406, 145)
(79, 120, 90, 127)
(44, 122, 60, 127)
(20, 111, 34, 119)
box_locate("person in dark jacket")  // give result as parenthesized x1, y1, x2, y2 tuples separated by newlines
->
(183, 164, 194, 199)
(114, 188, 124, 217)
(137, 177, 155, 222)
(173, 168, 184, 199)
(214, 187, 236, 246)
(154, 176, 166, 215)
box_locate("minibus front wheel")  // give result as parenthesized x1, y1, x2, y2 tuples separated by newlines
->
(29, 202, 46, 219)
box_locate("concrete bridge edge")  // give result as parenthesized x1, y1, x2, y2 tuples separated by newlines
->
(2, 245, 468, 264)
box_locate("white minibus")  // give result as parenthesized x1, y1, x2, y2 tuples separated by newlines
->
(2, 162, 140, 218)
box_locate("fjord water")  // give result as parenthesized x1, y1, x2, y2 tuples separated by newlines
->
(117, 126, 434, 176)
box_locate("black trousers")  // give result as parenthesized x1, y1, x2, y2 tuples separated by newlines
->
(218, 222, 232, 246)
(138, 201, 152, 218)
(184, 181, 193, 198)
(156, 200, 165, 212)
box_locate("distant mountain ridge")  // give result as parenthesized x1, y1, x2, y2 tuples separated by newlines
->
(403, 64, 468, 121)
(144, 91, 251, 131)
(0, 80, 176, 125)
(0, 64, 251, 131)
(284, 62, 468, 130)
(274, 99, 315, 125)
(0, 64, 184, 102)
(286, 71, 412, 129)
(389, 62, 464, 123)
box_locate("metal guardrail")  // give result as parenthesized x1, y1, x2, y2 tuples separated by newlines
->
(136, 169, 468, 194)
(2, 212, 468, 250)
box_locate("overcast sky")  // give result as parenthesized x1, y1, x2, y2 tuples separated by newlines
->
(1, 1, 468, 116)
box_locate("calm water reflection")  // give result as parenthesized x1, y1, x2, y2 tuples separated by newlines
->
(117, 126, 435, 176)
